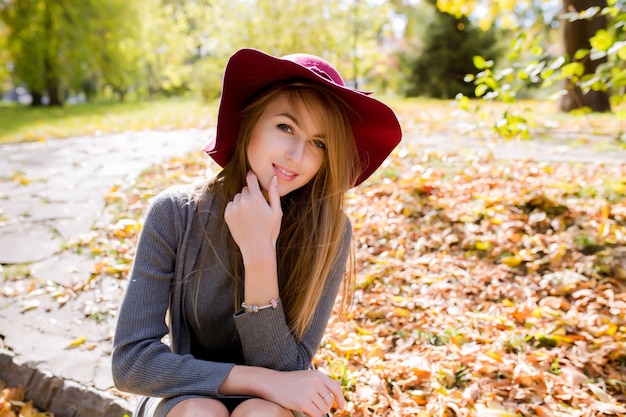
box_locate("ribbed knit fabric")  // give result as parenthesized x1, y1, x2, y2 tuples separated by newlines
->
(111, 183, 350, 417)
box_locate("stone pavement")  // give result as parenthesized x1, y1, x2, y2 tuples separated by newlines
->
(0, 129, 211, 417)
(0, 127, 624, 417)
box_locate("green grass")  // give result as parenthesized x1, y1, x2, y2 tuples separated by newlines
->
(0, 96, 623, 146)
(0, 98, 218, 144)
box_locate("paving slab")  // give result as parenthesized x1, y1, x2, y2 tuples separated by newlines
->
(0, 222, 63, 264)
(408, 131, 626, 165)
(30, 252, 93, 287)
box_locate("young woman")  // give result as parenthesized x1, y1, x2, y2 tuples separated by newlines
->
(112, 48, 402, 417)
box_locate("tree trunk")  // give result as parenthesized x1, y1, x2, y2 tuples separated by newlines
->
(46, 81, 62, 106)
(43, 0, 63, 107)
(30, 92, 44, 107)
(559, 0, 611, 113)
(45, 59, 62, 106)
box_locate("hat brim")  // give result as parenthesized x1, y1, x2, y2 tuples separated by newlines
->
(204, 48, 402, 186)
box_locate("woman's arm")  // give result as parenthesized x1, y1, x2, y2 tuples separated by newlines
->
(111, 188, 234, 398)
(224, 172, 282, 307)
(232, 222, 350, 370)
(225, 173, 351, 371)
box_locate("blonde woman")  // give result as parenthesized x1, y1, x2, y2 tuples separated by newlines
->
(112, 48, 402, 417)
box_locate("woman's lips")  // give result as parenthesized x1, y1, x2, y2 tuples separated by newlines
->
(273, 164, 298, 181)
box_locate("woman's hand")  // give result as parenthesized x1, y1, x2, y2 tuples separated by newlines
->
(225, 171, 283, 256)
(265, 369, 345, 417)
(223, 367, 343, 417)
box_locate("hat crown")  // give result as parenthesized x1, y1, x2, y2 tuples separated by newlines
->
(282, 53, 345, 87)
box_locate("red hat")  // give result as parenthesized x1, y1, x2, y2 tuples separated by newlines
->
(203, 48, 402, 186)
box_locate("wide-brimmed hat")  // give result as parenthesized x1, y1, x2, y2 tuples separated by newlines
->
(203, 48, 402, 186)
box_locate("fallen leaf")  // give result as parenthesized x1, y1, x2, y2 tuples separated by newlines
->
(65, 335, 87, 349)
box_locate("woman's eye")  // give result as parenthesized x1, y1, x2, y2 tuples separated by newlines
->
(277, 123, 293, 134)
(312, 139, 327, 151)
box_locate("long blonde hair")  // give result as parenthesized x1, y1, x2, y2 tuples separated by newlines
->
(201, 80, 359, 339)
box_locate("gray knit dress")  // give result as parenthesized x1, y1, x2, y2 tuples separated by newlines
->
(111, 183, 350, 417)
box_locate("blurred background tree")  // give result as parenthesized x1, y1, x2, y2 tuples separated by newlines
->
(0, 0, 623, 116)
(402, 0, 502, 98)
(0, 19, 9, 92)
(436, 0, 625, 112)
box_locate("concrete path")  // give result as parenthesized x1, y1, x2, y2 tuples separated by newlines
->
(0, 127, 624, 417)
(0, 129, 211, 416)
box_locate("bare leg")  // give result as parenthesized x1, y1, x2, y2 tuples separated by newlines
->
(167, 398, 230, 417)
(231, 398, 293, 417)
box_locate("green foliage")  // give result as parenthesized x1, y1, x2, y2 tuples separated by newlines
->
(190, 0, 394, 98)
(544, 2, 626, 112)
(404, 2, 503, 99)
(0, 0, 152, 104)
(0, 21, 9, 91)
(1, 0, 49, 98)
(0, 0, 398, 105)
(190, 57, 228, 101)
(456, 1, 626, 140)
(456, 32, 550, 140)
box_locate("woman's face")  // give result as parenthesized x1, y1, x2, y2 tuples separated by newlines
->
(247, 93, 326, 197)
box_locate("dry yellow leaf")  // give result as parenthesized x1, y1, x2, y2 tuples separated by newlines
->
(65, 335, 87, 349)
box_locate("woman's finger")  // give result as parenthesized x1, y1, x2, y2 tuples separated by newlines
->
(309, 394, 327, 417)
(321, 390, 334, 408)
(267, 176, 281, 216)
(327, 381, 344, 410)
(245, 171, 262, 197)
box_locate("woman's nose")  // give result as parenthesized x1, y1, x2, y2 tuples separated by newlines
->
(286, 139, 305, 163)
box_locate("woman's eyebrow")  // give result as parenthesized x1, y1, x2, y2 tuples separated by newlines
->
(278, 112, 326, 139)
(278, 112, 300, 126)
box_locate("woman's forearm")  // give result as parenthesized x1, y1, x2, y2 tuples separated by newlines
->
(241, 245, 279, 306)
(218, 365, 271, 397)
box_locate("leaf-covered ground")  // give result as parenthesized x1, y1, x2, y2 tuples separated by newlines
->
(49, 142, 624, 417)
(321, 149, 626, 417)
(0, 382, 52, 416)
(2, 126, 625, 416)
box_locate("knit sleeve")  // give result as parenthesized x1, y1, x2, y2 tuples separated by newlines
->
(111, 188, 234, 398)
(233, 219, 352, 370)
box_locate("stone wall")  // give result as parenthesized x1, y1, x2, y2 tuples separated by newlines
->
(0, 350, 132, 417)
